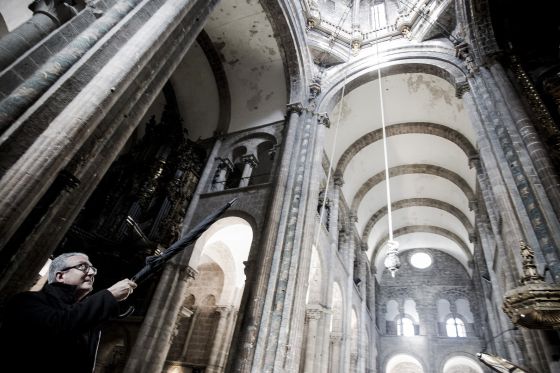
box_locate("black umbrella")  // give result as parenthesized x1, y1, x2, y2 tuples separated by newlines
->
(131, 198, 238, 284)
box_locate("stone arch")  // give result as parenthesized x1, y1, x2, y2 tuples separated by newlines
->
(337, 122, 476, 180)
(328, 281, 345, 373)
(225, 145, 247, 189)
(188, 214, 255, 307)
(331, 281, 344, 334)
(442, 355, 484, 373)
(317, 56, 468, 115)
(307, 245, 324, 304)
(363, 198, 473, 240)
(354, 164, 474, 215)
(385, 353, 425, 373)
(372, 225, 472, 265)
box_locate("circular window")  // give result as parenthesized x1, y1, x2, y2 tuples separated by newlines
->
(410, 252, 432, 269)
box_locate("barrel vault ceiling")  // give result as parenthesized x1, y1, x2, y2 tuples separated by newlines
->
(2, 0, 477, 278)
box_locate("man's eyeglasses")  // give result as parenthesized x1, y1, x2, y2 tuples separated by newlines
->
(62, 263, 97, 275)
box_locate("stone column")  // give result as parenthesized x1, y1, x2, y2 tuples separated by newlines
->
(206, 306, 235, 373)
(280, 101, 330, 372)
(212, 157, 233, 191)
(303, 307, 323, 373)
(179, 307, 198, 358)
(489, 60, 560, 215)
(357, 249, 367, 373)
(124, 263, 197, 373)
(0, 0, 221, 297)
(469, 67, 560, 281)
(318, 306, 332, 373)
(331, 174, 343, 245)
(230, 102, 304, 372)
(329, 333, 343, 372)
(0, 0, 79, 71)
(238, 154, 258, 188)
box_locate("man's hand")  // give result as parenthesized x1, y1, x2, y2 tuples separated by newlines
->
(108, 279, 137, 301)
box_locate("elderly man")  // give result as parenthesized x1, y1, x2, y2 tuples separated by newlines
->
(0, 252, 136, 373)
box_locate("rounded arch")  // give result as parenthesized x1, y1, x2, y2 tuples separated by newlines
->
(189, 215, 253, 305)
(442, 355, 484, 373)
(306, 245, 324, 304)
(330, 281, 344, 334)
(317, 56, 468, 114)
(372, 226, 473, 278)
(356, 164, 474, 217)
(385, 353, 425, 373)
(337, 123, 476, 181)
(233, 131, 278, 146)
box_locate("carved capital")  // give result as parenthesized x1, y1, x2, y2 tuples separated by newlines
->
(468, 154, 480, 170)
(455, 81, 470, 98)
(455, 42, 479, 76)
(351, 28, 363, 54)
(182, 265, 198, 281)
(468, 230, 477, 244)
(401, 26, 412, 40)
(286, 102, 304, 114)
(179, 306, 194, 318)
(215, 157, 234, 172)
(242, 153, 259, 168)
(333, 172, 344, 187)
(309, 76, 322, 100)
(317, 113, 330, 128)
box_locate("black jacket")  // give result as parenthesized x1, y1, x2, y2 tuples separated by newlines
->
(0, 282, 119, 373)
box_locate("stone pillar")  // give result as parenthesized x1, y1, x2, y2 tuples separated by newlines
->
(331, 174, 343, 245)
(0, 0, 79, 71)
(230, 102, 304, 372)
(124, 265, 197, 373)
(212, 157, 233, 191)
(329, 333, 343, 372)
(206, 306, 235, 373)
(0, 0, 221, 297)
(239, 154, 258, 188)
(280, 101, 330, 372)
(303, 307, 323, 373)
(489, 61, 560, 215)
(469, 67, 560, 281)
(179, 307, 198, 358)
(318, 306, 332, 373)
(357, 249, 367, 373)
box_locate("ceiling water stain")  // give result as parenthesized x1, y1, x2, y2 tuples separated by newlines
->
(247, 89, 263, 111)
(406, 74, 452, 106)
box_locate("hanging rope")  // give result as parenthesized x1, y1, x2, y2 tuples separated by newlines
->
(373, 3, 400, 277)
(312, 1, 399, 278)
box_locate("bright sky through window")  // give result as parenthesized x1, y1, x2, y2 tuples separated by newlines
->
(410, 252, 432, 269)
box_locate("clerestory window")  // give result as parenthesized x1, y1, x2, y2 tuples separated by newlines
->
(446, 317, 466, 337)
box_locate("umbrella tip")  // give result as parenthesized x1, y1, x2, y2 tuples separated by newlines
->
(228, 197, 238, 206)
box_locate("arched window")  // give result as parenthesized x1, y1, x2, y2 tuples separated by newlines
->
(446, 317, 466, 337)
(397, 317, 415, 336)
